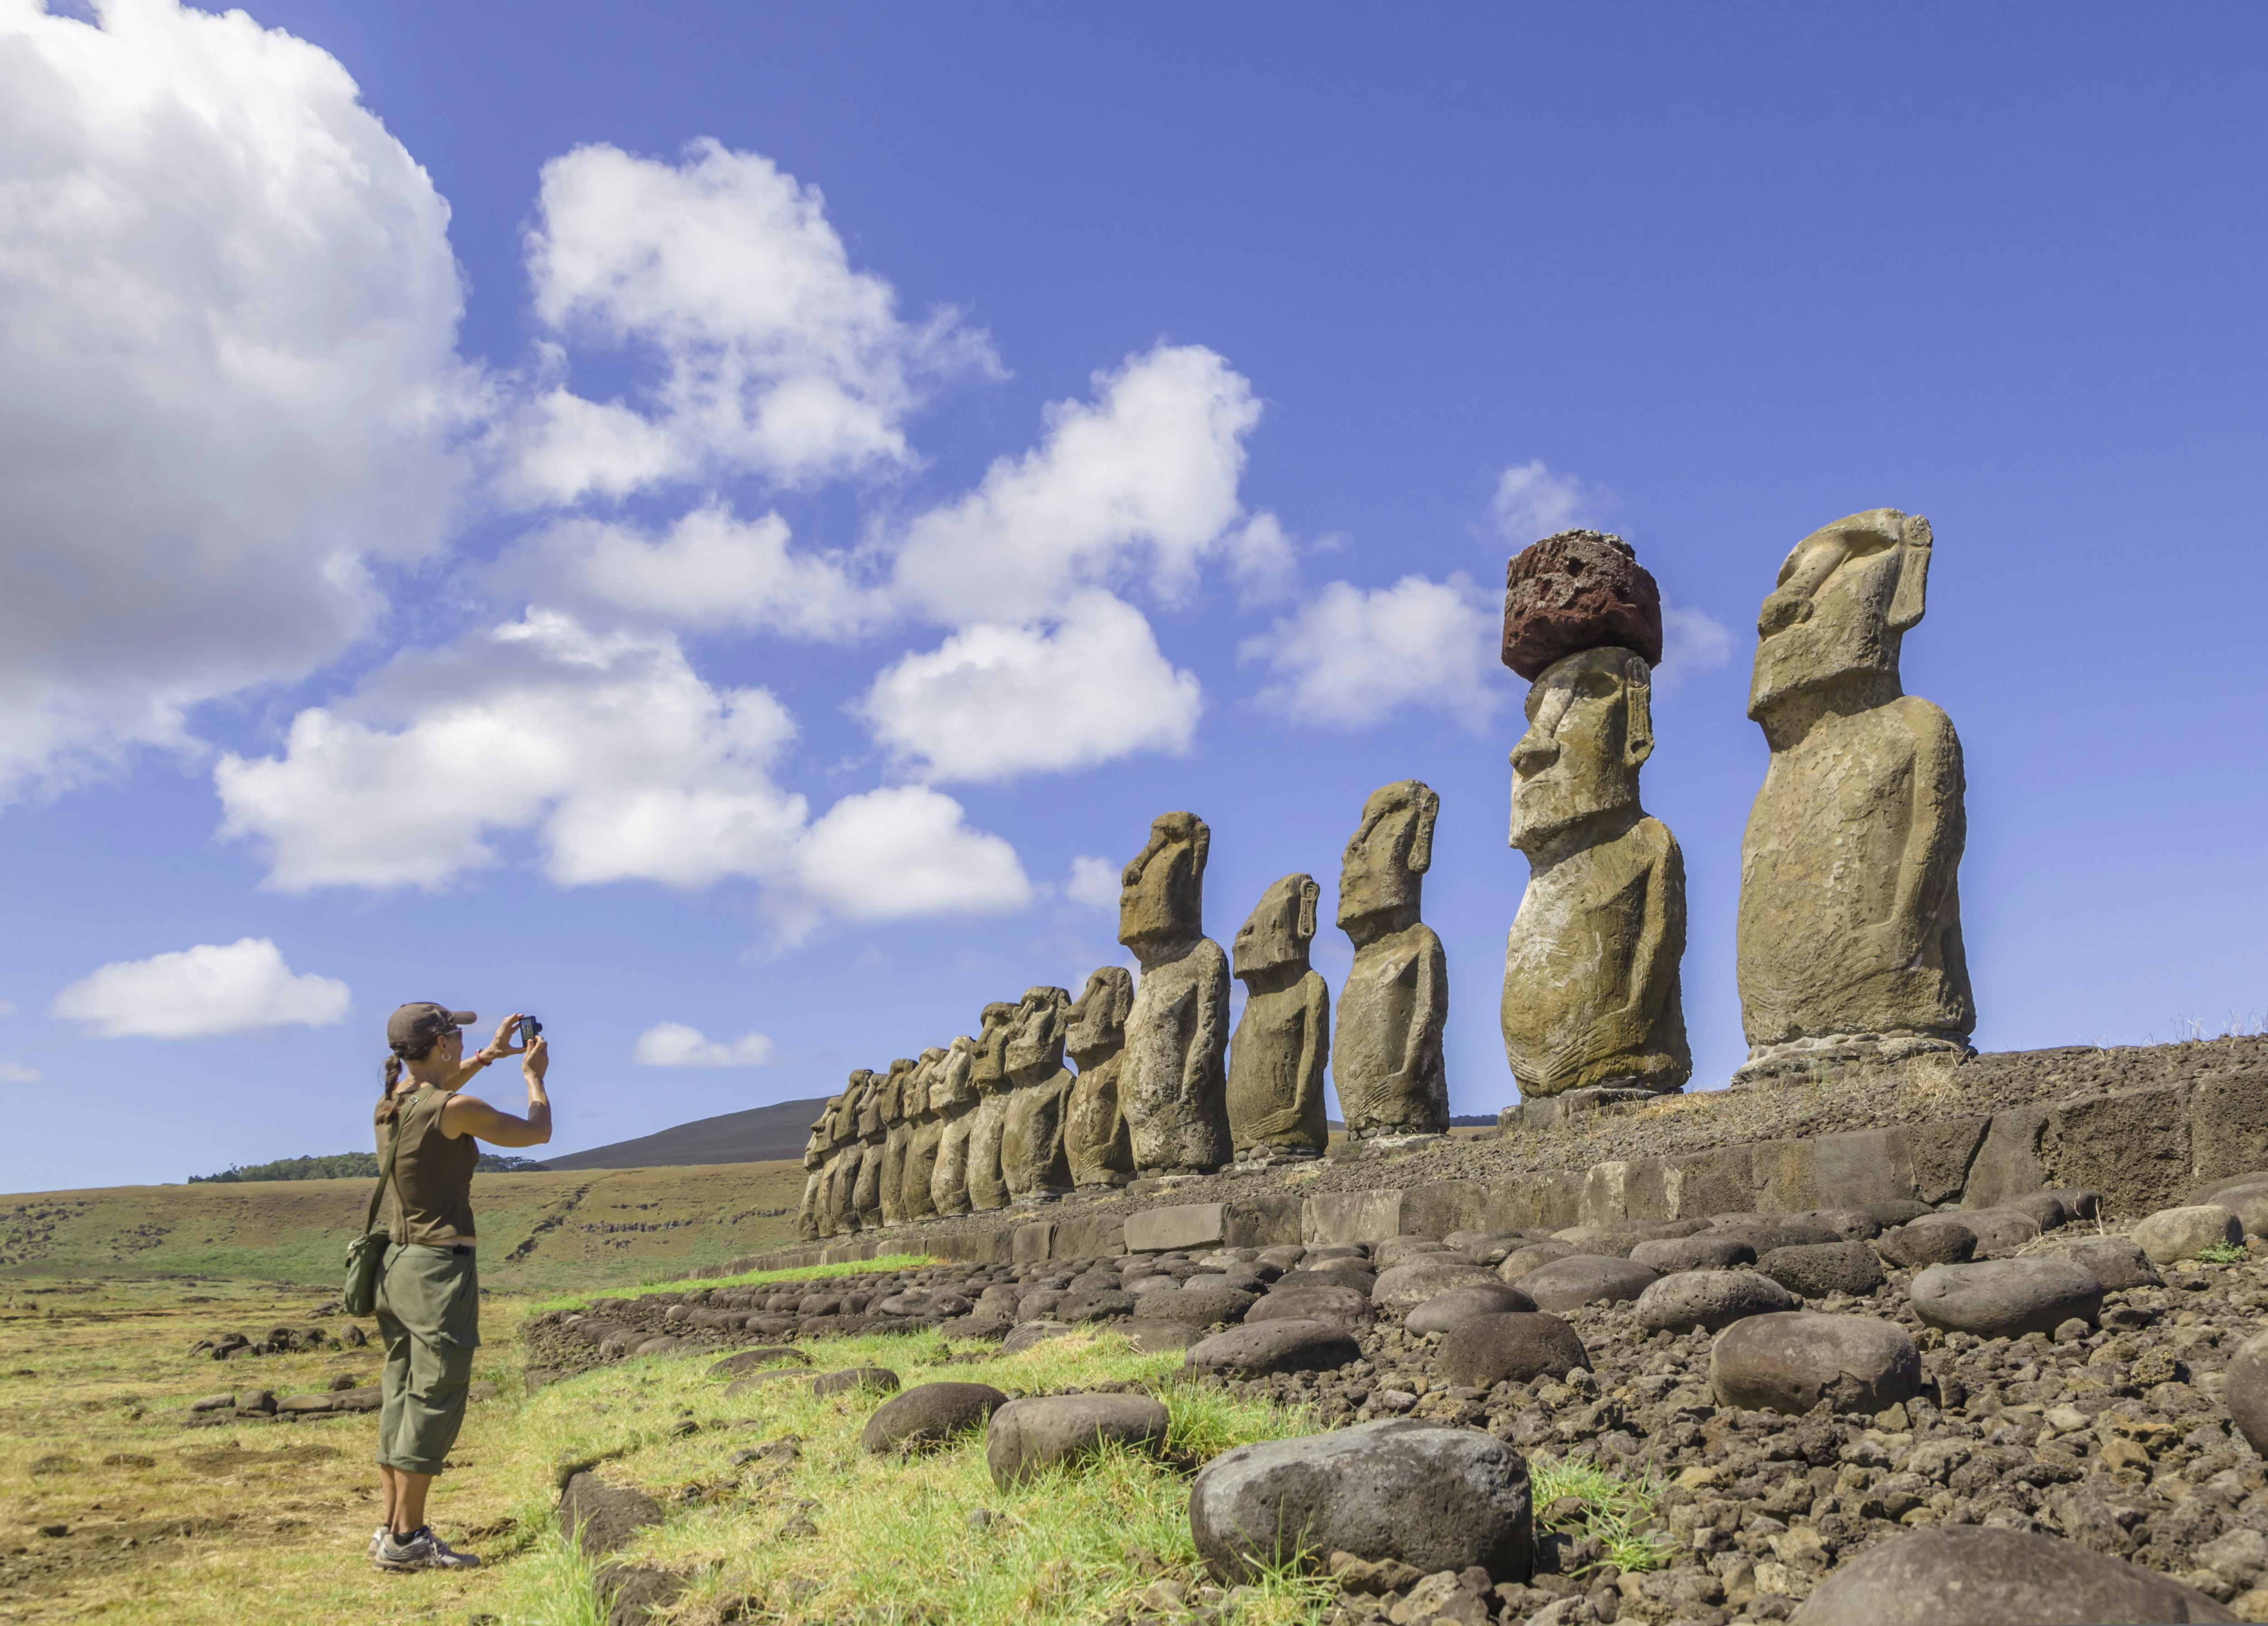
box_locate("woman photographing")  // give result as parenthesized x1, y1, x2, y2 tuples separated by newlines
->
(368, 1003, 551, 1572)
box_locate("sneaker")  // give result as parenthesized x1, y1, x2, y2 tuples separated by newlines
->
(373, 1525, 481, 1571)
(367, 1525, 386, 1562)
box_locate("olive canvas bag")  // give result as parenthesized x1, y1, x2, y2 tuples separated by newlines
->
(342, 1115, 403, 1317)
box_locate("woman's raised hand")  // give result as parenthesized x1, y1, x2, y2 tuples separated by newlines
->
(524, 1033, 550, 1084)
(484, 1013, 528, 1058)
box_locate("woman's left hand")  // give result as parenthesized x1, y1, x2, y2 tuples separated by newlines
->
(480, 1012, 528, 1061)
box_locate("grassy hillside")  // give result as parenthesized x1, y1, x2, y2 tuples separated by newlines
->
(0, 1160, 809, 1294)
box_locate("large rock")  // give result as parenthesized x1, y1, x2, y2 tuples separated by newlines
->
(707, 1347, 809, 1379)
(1134, 1285, 1256, 1328)
(2133, 1205, 2242, 1264)
(1877, 1221, 1976, 1268)
(1517, 1255, 1657, 1313)
(1190, 1420, 1533, 1583)
(1709, 1313, 1921, 1416)
(985, 1393, 1171, 1489)
(1788, 1524, 2234, 1625)
(1498, 1243, 1577, 1284)
(1371, 1259, 1501, 1311)
(1501, 529, 1663, 679)
(2209, 1183, 2268, 1239)
(1436, 1313, 1589, 1389)
(1634, 1270, 1795, 1334)
(2036, 1235, 2164, 1292)
(1183, 1319, 1361, 1379)
(1373, 1235, 1461, 1268)
(1406, 1284, 1535, 1337)
(811, 1367, 899, 1398)
(859, 1382, 1007, 1455)
(558, 1472, 664, 1555)
(1119, 1321, 1204, 1353)
(1924, 1209, 2038, 1255)
(1629, 1234, 1755, 1273)
(1445, 1230, 1526, 1266)
(1909, 1259, 2104, 1339)
(1758, 1241, 1885, 1299)
(1246, 1286, 1374, 1329)
(2227, 1330, 2268, 1459)
(1000, 1321, 1074, 1356)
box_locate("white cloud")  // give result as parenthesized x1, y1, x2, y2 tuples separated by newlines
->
(494, 139, 992, 506)
(0, 1062, 41, 1084)
(53, 938, 350, 1039)
(1489, 460, 1594, 546)
(1657, 596, 1735, 692)
(1224, 513, 1300, 607)
(1065, 856, 1120, 910)
(890, 346, 1264, 623)
(793, 786, 1033, 923)
(860, 591, 1202, 783)
(632, 1022, 776, 1067)
(495, 504, 883, 639)
(1243, 574, 1503, 731)
(0, 0, 472, 799)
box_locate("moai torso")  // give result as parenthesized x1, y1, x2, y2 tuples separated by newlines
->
(796, 1106, 832, 1241)
(851, 1077, 887, 1228)
(1334, 783, 1450, 1140)
(1735, 509, 1973, 1075)
(1002, 987, 1075, 1200)
(1118, 813, 1232, 1175)
(900, 1048, 946, 1223)
(1226, 873, 1331, 1161)
(876, 1059, 915, 1226)
(965, 1003, 1017, 1211)
(1064, 968, 1135, 1188)
(929, 1037, 979, 1217)
(825, 1073, 870, 1234)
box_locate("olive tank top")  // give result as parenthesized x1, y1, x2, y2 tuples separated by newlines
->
(376, 1085, 478, 1246)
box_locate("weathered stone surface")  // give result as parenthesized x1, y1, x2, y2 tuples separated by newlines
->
(2224, 1330, 2268, 1459)
(1502, 643, 1689, 1100)
(1305, 1190, 1404, 1246)
(859, 1382, 1008, 1455)
(1436, 1313, 1589, 1387)
(1183, 1319, 1361, 1379)
(1758, 1240, 1886, 1299)
(1634, 1270, 1796, 1334)
(1709, 1312, 1921, 1415)
(1630, 1234, 1755, 1273)
(1119, 813, 1233, 1175)
(1190, 1420, 1533, 1583)
(1227, 873, 1331, 1162)
(1913, 1207, 2037, 1256)
(1371, 1259, 1501, 1311)
(559, 1472, 664, 1554)
(1136, 1285, 1257, 1328)
(1789, 1524, 2235, 1625)
(876, 1058, 914, 1227)
(2207, 1182, 2268, 1239)
(2046, 1086, 2193, 1217)
(1909, 1259, 2103, 1339)
(928, 1037, 979, 1218)
(965, 1003, 1018, 1211)
(1908, 1116, 1989, 1204)
(723, 1371, 808, 1400)
(1247, 1285, 1374, 1329)
(1001, 986, 1076, 1201)
(1497, 1242, 1578, 1283)
(1118, 1320, 1204, 1353)
(899, 1048, 947, 1224)
(1334, 782, 1450, 1141)
(811, 1367, 899, 1398)
(1405, 1284, 1535, 1336)
(1810, 1127, 1921, 1211)
(1064, 968, 1135, 1188)
(2035, 1234, 2163, 1292)
(985, 1393, 1171, 1489)
(1877, 1220, 1977, 1268)
(706, 1347, 810, 1379)
(2133, 1204, 2242, 1264)
(1444, 1229, 1525, 1265)
(1501, 529, 1663, 680)
(1517, 1255, 1657, 1313)
(1126, 1204, 1227, 1254)
(1735, 509, 1973, 1082)
(998, 1320, 1073, 1356)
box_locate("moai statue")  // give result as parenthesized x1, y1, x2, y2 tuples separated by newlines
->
(1499, 530, 1691, 1101)
(824, 1071, 872, 1235)
(1118, 813, 1232, 1175)
(1736, 509, 1973, 1081)
(1064, 967, 1136, 1189)
(899, 1047, 947, 1224)
(1334, 782, 1450, 1143)
(796, 1102, 831, 1241)
(964, 1002, 1019, 1211)
(1227, 874, 1331, 1164)
(851, 1069, 888, 1230)
(929, 1035, 980, 1217)
(875, 1058, 916, 1227)
(1002, 986, 1077, 1202)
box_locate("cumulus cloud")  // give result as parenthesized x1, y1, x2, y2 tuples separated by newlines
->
(1657, 595, 1735, 692)
(632, 1021, 777, 1067)
(860, 592, 1202, 782)
(1242, 574, 1503, 731)
(792, 786, 1033, 924)
(53, 938, 350, 1039)
(0, 0, 472, 798)
(0, 1062, 39, 1084)
(1065, 856, 1121, 910)
(494, 139, 993, 506)
(1489, 460, 1596, 546)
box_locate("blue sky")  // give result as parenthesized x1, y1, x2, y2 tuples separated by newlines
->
(3, 1, 2264, 1192)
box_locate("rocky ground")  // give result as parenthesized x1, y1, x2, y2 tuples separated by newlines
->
(530, 1175, 2268, 1625)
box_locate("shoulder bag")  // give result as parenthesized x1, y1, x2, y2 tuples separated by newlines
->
(342, 1105, 406, 1317)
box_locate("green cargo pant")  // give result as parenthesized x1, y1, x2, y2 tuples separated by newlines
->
(375, 1242, 479, 1475)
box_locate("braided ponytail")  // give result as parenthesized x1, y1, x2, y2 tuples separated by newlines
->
(376, 1053, 406, 1126)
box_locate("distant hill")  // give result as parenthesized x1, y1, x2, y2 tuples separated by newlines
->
(539, 1097, 830, 1171)
(191, 1151, 550, 1182)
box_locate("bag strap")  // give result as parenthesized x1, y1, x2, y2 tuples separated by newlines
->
(363, 1092, 411, 1237)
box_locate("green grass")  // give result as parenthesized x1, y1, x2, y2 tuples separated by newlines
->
(2195, 1240, 2248, 1264)
(526, 1253, 933, 1313)
(1530, 1451, 1678, 1577)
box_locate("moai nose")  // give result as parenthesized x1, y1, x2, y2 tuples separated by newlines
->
(1510, 732, 1560, 776)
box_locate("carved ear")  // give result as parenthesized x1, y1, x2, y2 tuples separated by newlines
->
(1624, 655, 1655, 770)
(1297, 877, 1320, 941)
(1889, 514, 1931, 632)
(1405, 785, 1439, 875)
(1188, 818, 1210, 875)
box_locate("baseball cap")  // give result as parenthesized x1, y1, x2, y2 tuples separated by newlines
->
(387, 1002, 477, 1052)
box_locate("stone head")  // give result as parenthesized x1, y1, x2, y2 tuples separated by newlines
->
(971, 1002, 1019, 1094)
(1066, 966, 1134, 1067)
(1509, 645, 1654, 851)
(1006, 986, 1071, 1084)
(910, 1047, 947, 1118)
(880, 1058, 917, 1125)
(1118, 812, 1209, 962)
(1750, 508, 1931, 719)
(836, 1073, 872, 1140)
(932, 1035, 977, 1113)
(1337, 780, 1438, 943)
(1234, 873, 1320, 981)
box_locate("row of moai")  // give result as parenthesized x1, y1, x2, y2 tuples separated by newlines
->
(795, 505, 1977, 1237)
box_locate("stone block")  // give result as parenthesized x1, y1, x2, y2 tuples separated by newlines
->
(1399, 1180, 1486, 1239)
(1049, 1212, 1126, 1260)
(1664, 1146, 1754, 1220)
(1578, 1161, 1640, 1226)
(1811, 1128, 1919, 1209)
(2189, 1072, 2268, 1186)
(1750, 1141, 1818, 1214)
(1907, 1116, 1989, 1203)
(1960, 1107, 2048, 1210)
(2042, 1087, 2190, 1215)
(1479, 1172, 1582, 1232)
(1125, 1203, 1227, 1253)
(1303, 1189, 1403, 1245)
(1011, 1222, 1056, 1264)
(1224, 1193, 1303, 1249)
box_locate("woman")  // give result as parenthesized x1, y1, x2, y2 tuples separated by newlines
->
(368, 1002, 551, 1572)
